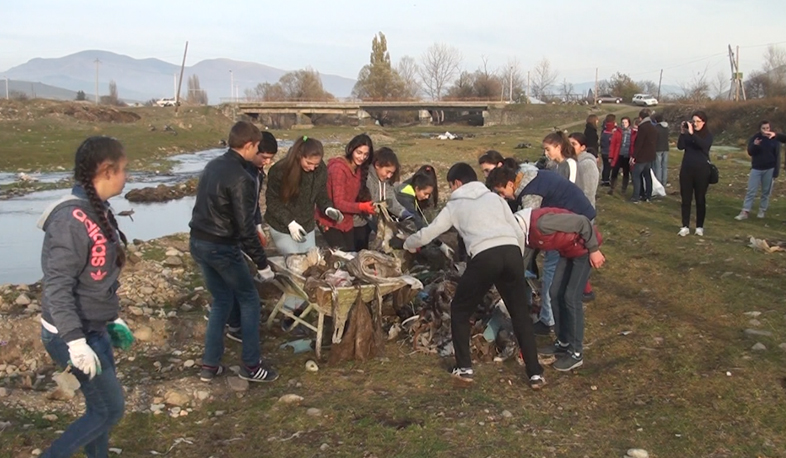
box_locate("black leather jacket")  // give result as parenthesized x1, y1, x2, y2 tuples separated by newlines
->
(189, 149, 268, 269)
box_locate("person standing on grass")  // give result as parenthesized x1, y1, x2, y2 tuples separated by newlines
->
(630, 109, 658, 203)
(404, 163, 546, 389)
(486, 167, 596, 335)
(654, 113, 670, 187)
(38, 136, 130, 458)
(608, 117, 636, 196)
(265, 136, 342, 254)
(217, 132, 279, 343)
(513, 206, 605, 372)
(735, 120, 781, 220)
(543, 131, 578, 183)
(583, 114, 600, 158)
(316, 134, 375, 251)
(677, 111, 713, 237)
(190, 121, 278, 384)
(599, 114, 617, 186)
(568, 132, 601, 302)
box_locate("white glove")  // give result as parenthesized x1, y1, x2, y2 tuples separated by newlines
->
(325, 207, 344, 223)
(439, 244, 455, 260)
(67, 338, 102, 380)
(257, 266, 275, 281)
(287, 221, 307, 242)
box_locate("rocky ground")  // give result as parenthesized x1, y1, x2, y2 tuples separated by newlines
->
(124, 178, 199, 203)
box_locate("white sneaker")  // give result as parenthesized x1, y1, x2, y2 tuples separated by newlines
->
(678, 227, 690, 237)
(757, 210, 765, 219)
(734, 211, 749, 220)
(695, 227, 704, 236)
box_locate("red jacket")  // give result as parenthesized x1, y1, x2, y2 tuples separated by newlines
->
(527, 208, 602, 258)
(609, 127, 637, 167)
(315, 157, 364, 232)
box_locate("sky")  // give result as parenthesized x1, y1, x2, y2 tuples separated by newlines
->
(2, 0, 785, 88)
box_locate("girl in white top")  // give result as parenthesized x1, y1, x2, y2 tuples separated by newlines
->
(542, 131, 577, 183)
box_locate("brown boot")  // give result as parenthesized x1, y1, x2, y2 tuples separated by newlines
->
(607, 179, 616, 195)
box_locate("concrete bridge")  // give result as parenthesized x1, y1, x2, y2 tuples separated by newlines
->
(234, 100, 509, 125)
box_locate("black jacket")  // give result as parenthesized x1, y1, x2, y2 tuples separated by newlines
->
(677, 131, 713, 169)
(583, 122, 599, 157)
(264, 158, 332, 234)
(655, 123, 670, 152)
(633, 117, 658, 162)
(747, 133, 781, 177)
(189, 149, 268, 269)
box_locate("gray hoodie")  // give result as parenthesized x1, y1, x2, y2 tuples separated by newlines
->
(37, 188, 122, 343)
(354, 172, 408, 227)
(404, 181, 525, 258)
(575, 152, 600, 209)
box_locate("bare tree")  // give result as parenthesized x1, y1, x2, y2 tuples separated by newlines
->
(711, 71, 729, 100)
(187, 74, 209, 105)
(530, 58, 559, 100)
(101, 80, 122, 106)
(559, 78, 575, 102)
(498, 57, 525, 102)
(763, 45, 786, 84)
(679, 67, 711, 103)
(396, 55, 420, 99)
(418, 43, 462, 100)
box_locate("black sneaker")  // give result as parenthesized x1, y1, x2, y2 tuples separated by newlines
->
(450, 367, 474, 382)
(538, 341, 569, 357)
(226, 328, 242, 343)
(532, 321, 554, 336)
(529, 374, 547, 390)
(199, 364, 226, 382)
(553, 352, 584, 372)
(239, 361, 279, 382)
(582, 291, 596, 303)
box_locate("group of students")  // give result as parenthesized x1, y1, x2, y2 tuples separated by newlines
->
(36, 121, 609, 456)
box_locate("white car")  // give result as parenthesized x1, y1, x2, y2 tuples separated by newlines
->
(632, 94, 658, 106)
(155, 98, 177, 107)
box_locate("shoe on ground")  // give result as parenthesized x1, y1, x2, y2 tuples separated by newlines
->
(199, 364, 226, 382)
(553, 352, 584, 372)
(532, 321, 554, 336)
(538, 341, 569, 357)
(582, 291, 596, 302)
(757, 210, 766, 219)
(734, 210, 749, 221)
(695, 227, 704, 236)
(629, 198, 640, 204)
(226, 327, 242, 343)
(529, 374, 547, 390)
(450, 366, 474, 382)
(239, 361, 279, 382)
(677, 227, 690, 237)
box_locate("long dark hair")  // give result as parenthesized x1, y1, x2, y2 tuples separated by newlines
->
(543, 131, 577, 160)
(479, 150, 518, 169)
(73, 136, 127, 267)
(346, 134, 374, 202)
(280, 136, 324, 203)
(692, 110, 710, 138)
(410, 165, 438, 209)
(373, 147, 400, 183)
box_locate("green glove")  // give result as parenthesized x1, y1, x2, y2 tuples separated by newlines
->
(107, 318, 135, 350)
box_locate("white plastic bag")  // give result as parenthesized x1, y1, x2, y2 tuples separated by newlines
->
(651, 170, 666, 197)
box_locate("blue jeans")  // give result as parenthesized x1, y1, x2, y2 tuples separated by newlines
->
(742, 168, 774, 212)
(550, 254, 592, 354)
(654, 151, 668, 186)
(41, 328, 124, 458)
(190, 238, 261, 368)
(539, 250, 560, 326)
(632, 161, 653, 200)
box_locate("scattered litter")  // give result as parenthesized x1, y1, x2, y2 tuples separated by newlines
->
(150, 437, 193, 455)
(280, 339, 314, 354)
(619, 330, 633, 336)
(726, 371, 732, 377)
(436, 131, 462, 141)
(748, 237, 786, 254)
(305, 360, 319, 372)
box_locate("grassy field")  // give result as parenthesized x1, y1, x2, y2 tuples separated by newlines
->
(2, 103, 786, 457)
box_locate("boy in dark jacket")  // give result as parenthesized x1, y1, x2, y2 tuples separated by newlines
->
(583, 115, 600, 158)
(514, 207, 605, 371)
(404, 163, 545, 389)
(653, 113, 670, 187)
(735, 121, 781, 220)
(631, 109, 658, 202)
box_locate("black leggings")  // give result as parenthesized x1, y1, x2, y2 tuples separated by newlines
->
(321, 227, 355, 251)
(353, 225, 372, 251)
(610, 157, 631, 190)
(679, 163, 710, 228)
(601, 154, 611, 183)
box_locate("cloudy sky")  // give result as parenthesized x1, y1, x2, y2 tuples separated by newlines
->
(2, 0, 784, 86)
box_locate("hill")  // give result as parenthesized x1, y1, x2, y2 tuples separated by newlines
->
(1, 50, 357, 103)
(2, 79, 87, 101)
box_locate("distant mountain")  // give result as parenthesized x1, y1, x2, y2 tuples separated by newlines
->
(1, 50, 357, 103)
(2, 79, 89, 101)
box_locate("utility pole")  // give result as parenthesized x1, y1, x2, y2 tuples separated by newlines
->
(526, 71, 531, 101)
(173, 73, 177, 99)
(509, 66, 513, 102)
(594, 67, 598, 105)
(727, 45, 746, 101)
(4, 76, 8, 100)
(174, 41, 188, 115)
(737, 45, 746, 101)
(229, 70, 234, 103)
(657, 69, 663, 100)
(94, 59, 101, 104)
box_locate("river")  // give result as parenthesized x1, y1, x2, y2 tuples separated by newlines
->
(0, 144, 298, 285)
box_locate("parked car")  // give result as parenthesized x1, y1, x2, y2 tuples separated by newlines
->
(155, 98, 177, 107)
(632, 94, 658, 106)
(597, 94, 622, 104)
